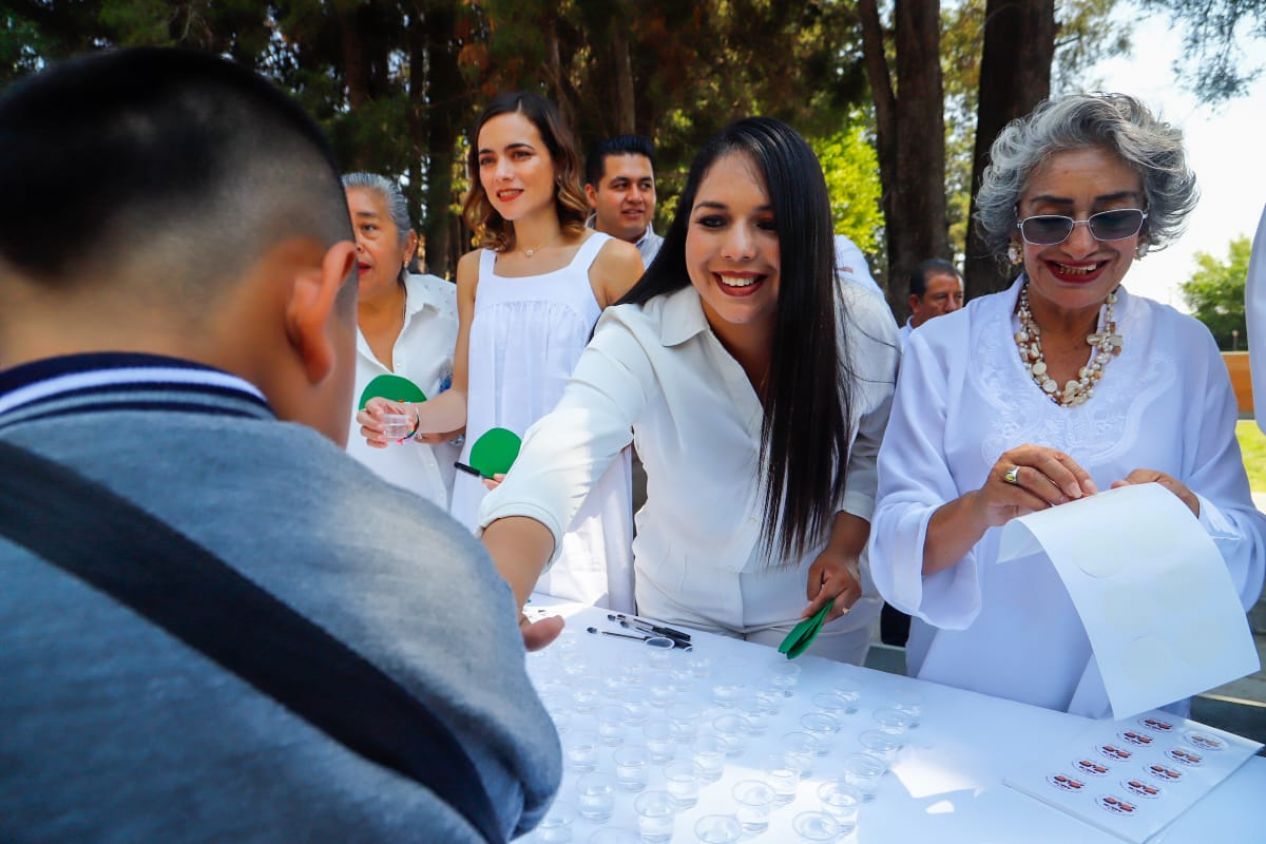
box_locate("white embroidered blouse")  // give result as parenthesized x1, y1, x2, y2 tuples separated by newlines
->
(868, 277, 1266, 717)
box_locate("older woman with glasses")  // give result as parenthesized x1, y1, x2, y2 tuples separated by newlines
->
(869, 93, 1265, 717)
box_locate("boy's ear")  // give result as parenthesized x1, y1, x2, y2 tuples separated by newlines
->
(286, 240, 356, 384)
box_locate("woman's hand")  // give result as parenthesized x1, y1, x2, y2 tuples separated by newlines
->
(356, 397, 416, 448)
(482, 473, 506, 491)
(1111, 469, 1199, 517)
(802, 545, 863, 623)
(973, 444, 1097, 528)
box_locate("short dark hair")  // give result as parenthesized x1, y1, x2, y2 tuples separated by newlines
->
(0, 48, 351, 295)
(620, 118, 852, 563)
(908, 259, 962, 298)
(585, 135, 656, 188)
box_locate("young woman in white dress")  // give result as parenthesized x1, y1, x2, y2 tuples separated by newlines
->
(868, 93, 1266, 716)
(360, 93, 643, 611)
(479, 118, 899, 661)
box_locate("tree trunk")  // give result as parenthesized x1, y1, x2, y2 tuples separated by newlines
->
(611, 25, 636, 136)
(963, 0, 1055, 301)
(338, 6, 369, 111)
(405, 7, 426, 272)
(859, 0, 948, 319)
(420, 0, 463, 278)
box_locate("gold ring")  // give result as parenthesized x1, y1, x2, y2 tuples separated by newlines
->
(1003, 465, 1020, 486)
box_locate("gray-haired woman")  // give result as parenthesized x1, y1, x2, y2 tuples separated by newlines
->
(342, 172, 461, 508)
(868, 93, 1265, 716)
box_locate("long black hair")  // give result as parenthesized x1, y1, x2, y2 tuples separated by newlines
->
(619, 117, 853, 562)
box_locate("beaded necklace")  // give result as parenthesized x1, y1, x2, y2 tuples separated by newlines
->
(1014, 283, 1122, 407)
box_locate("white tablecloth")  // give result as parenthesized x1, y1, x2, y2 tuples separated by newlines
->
(522, 598, 1265, 843)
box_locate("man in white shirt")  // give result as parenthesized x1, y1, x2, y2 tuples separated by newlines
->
(1248, 203, 1266, 434)
(834, 234, 885, 301)
(899, 258, 965, 346)
(585, 135, 663, 266)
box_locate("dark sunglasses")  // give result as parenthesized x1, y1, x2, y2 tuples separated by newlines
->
(1016, 208, 1147, 246)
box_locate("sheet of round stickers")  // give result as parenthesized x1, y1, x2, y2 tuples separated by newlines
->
(1004, 710, 1260, 843)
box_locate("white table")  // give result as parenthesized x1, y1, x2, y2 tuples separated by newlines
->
(522, 599, 1266, 843)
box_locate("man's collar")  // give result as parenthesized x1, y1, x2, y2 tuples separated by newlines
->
(585, 213, 655, 248)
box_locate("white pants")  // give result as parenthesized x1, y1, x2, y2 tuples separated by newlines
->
(634, 549, 881, 666)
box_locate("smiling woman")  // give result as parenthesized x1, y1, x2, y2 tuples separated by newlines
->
(479, 117, 900, 664)
(357, 92, 644, 613)
(868, 93, 1266, 717)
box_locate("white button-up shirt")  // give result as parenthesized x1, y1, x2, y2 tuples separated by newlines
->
(480, 283, 899, 631)
(346, 273, 460, 508)
(1249, 202, 1266, 431)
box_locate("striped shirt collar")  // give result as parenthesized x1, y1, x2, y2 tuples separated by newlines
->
(0, 353, 274, 426)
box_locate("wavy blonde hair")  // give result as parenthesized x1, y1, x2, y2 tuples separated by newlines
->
(462, 91, 588, 252)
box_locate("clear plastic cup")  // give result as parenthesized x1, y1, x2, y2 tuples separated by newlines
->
(667, 702, 702, 741)
(762, 752, 801, 806)
(571, 687, 599, 713)
(712, 713, 752, 756)
(597, 704, 630, 746)
(536, 800, 576, 843)
(873, 706, 915, 735)
(800, 711, 842, 741)
(817, 779, 861, 832)
(648, 682, 678, 706)
(694, 814, 742, 843)
(812, 690, 855, 718)
(613, 745, 650, 792)
(830, 684, 862, 712)
(737, 697, 770, 734)
(842, 751, 887, 801)
(663, 760, 703, 809)
(783, 729, 828, 758)
(645, 636, 676, 670)
(692, 734, 727, 782)
(633, 790, 677, 844)
(378, 412, 413, 441)
(793, 810, 842, 843)
(769, 662, 802, 696)
(710, 682, 744, 708)
(643, 721, 675, 763)
(892, 692, 924, 725)
(622, 688, 651, 726)
(732, 779, 775, 833)
(755, 687, 784, 715)
(565, 729, 600, 773)
(688, 655, 713, 679)
(576, 772, 616, 823)
(588, 829, 639, 844)
(859, 728, 903, 761)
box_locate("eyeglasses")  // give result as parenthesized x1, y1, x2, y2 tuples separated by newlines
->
(1016, 208, 1147, 246)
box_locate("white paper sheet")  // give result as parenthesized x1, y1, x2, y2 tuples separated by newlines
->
(1004, 710, 1262, 843)
(997, 483, 1259, 720)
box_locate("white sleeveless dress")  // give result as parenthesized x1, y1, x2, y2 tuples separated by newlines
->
(451, 233, 636, 611)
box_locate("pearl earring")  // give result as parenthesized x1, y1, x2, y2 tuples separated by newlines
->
(1007, 243, 1023, 266)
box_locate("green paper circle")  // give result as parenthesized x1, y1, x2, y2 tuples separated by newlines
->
(358, 374, 426, 410)
(469, 427, 522, 477)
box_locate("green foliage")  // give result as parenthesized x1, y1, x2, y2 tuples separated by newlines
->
(1181, 236, 1251, 350)
(1236, 421, 1266, 492)
(0, 12, 48, 85)
(810, 123, 883, 254)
